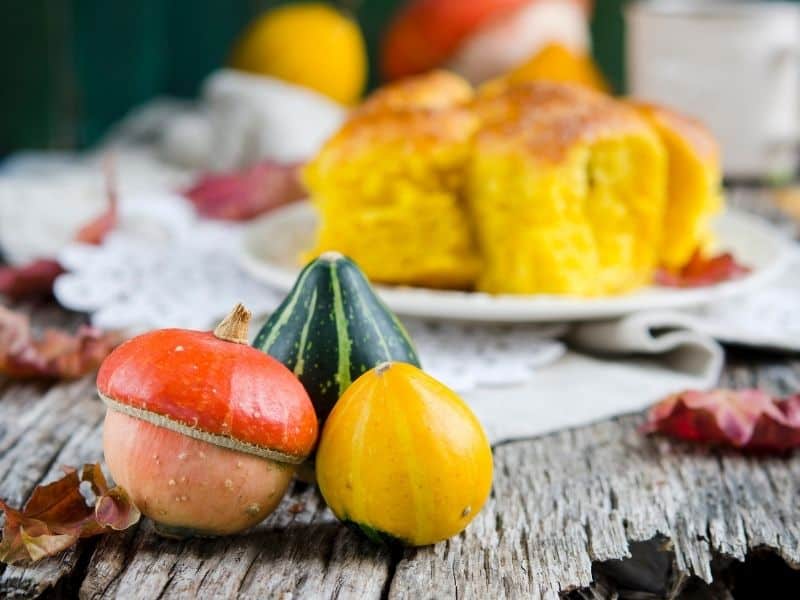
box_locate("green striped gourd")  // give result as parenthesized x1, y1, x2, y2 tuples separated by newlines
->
(253, 252, 421, 425)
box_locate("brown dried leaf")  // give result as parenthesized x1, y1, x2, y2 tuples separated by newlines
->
(95, 487, 140, 531)
(655, 251, 750, 288)
(0, 305, 122, 380)
(183, 160, 305, 221)
(0, 464, 140, 564)
(641, 389, 800, 451)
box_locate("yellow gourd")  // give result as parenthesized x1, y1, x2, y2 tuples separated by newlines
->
(480, 43, 610, 95)
(316, 362, 493, 546)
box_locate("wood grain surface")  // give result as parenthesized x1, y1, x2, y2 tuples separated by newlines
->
(0, 191, 797, 599)
(0, 342, 798, 599)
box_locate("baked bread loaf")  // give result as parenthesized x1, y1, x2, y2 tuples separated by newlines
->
(630, 102, 722, 270)
(469, 82, 666, 295)
(303, 72, 722, 296)
(303, 71, 480, 288)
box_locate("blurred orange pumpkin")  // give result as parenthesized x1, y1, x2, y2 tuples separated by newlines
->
(381, 0, 592, 83)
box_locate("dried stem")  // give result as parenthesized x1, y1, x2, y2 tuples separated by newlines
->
(213, 303, 252, 344)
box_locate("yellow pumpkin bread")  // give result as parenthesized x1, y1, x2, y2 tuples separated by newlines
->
(469, 83, 666, 295)
(629, 102, 722, 270)
(303, 71, 481, 288)
(304, 73, 722, 296)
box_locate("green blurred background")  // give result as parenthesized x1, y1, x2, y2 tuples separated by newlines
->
(0, 0, 629, 155)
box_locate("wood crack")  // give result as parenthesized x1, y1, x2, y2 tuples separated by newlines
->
(234, 550, 263, 597)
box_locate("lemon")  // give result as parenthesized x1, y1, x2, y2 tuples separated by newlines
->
(231, 3, 367, 105)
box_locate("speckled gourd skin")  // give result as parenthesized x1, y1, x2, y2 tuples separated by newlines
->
(253, 253, 421, 426)
(315, 362, 493, 546)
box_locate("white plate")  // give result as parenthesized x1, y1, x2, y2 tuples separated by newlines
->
(239, 202, 792, 322)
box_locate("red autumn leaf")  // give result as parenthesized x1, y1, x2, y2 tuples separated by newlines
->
(641, 389, 800, 451)
(0, 463, 140, 564)
(0, 305, 122, 380)
(0, 161, 118, 300)
(655, 250, 750, 288)
(182, 160, 306, 221)
(0, 260, 65, 301)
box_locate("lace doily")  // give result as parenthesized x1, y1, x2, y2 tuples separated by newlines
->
(51, 190, 800, 392)
(690, 255, 800, 352)
(55, 194, 279, 331)
(53, 194, 567, 393)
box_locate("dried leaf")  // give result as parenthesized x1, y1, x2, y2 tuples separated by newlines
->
(183, 160, 305, 221)
(0, 464, 140, 564)
(655, 251, 750, 288)
(0, 260, 64, 300)
(74, 159, 119, 244)
(95, 487, 140, 531)
(0, 162, 118, 300)
(641, 389, 800, 451)
(0, 305, 122, 380)
(288, 502, 306, 515)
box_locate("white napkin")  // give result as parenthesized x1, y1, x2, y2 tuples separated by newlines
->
(161, 70, 346, 169)
(466, 312, 725, 445)
(462, 233, 799, 444)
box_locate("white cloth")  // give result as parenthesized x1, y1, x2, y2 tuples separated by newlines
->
(466, 351, 721, 443)
(161, 70, 346, 169)
(469, 312, 725, 443)
(0, 149, 192, 264)
(2, 152, 797, 446)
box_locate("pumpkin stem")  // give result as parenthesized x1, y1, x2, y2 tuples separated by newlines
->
(319, 251, 344, 262)
(214, 303, 252, 344)
(375, 362, 392, 375)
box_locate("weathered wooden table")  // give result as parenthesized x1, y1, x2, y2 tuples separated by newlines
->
(1, 193, 798, 599)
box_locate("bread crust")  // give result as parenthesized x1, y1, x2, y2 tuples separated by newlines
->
(629, 101, 720, 166)
(472, 82, 658, 162)
(357, 70, 474, 114)
(305, 73, 721, 293)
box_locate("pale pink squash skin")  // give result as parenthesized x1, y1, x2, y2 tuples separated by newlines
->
(103, 410, 294, 537)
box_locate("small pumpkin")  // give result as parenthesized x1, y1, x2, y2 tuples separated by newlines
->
(98, 304, 317, 538)
(253, 251, 420, 426)
(316, 361, 493, 546)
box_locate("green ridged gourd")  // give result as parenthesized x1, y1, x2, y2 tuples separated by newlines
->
(253, 252, 421, 427)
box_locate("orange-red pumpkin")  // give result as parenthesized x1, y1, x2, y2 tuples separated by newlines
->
(98, 304, 317, 537)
